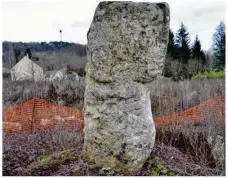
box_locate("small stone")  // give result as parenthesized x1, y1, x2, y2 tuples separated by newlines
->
(167, 171, 175, 176)
(72, 167, 80, 173)
(99, 167, 112, 175)
(89, 164, 99, 169)
(160, 169, 168, 175)
(108, 170, 115, 176)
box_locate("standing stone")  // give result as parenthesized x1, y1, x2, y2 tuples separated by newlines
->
(83, 1, 170, 175)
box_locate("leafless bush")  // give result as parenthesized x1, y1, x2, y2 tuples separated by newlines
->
(155, 105, 225, 175)
(162, 56, 184, 78)
(149, 77, 225, 117)
(34, 51, 87, 71)
(51, 77, 85, 108)
(3, 127, 84, 176)
(3, 79, 48, 108)
(3, 77, 85, 109)
(53, 123, 84, 150)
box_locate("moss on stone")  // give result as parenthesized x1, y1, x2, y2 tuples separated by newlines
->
(83, 149, 138, 175)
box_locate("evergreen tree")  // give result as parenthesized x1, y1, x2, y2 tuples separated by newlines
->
(13, 48, 21, 63)
(25, 48, 32, 59)
(212, 21, 226, 70)
(176, 22, 191, 64)
(200, 51, 206, 66)
(192, 35, 206, 65)
(167, 29, 177, 59)
(192, 35, 201, 59)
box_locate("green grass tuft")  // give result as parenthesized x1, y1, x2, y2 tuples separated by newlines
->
(150, 161, 174, 176)
(37, 155, 50, 163)
(193, 70, 225, 79)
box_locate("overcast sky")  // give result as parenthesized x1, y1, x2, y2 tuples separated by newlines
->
(3, 0, 226, 50)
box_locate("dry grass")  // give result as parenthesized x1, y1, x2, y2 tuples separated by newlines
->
(149, 77, 225, 117)
(3, 77, 224, 116)
(3, 77, 85, 110)
(155, 106, 225, 174)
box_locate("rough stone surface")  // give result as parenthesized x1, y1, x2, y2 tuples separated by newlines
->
(83, 1, 170, 174)
(207, 135, 225, 168)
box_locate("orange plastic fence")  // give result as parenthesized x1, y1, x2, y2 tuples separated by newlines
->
(154, 96, 225, 126)
(3, 98, 84, 133)
(3, 96, 225, 133)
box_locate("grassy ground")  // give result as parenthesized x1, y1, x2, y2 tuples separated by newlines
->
(3, 121, 225, 176)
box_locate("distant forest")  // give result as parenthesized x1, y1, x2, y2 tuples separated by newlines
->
(2, 41, 87, 71)
(3, 41, 86, 58)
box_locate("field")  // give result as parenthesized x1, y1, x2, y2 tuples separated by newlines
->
(2, 77, 225, 176)
(2, 0, 226, 176)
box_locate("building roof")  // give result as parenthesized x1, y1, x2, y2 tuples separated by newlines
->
(12, 56, 43, 69)
(11, 56, 44, 81)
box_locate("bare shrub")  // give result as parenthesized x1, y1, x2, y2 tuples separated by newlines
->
(163, 56, 184, 79)
(53, 123, 84, 150)
(4, 75, 224, 116)
(50, 77, 85, 109)
(155, 104, 225, 175)
(3, 77, 85, 109)
(3, 79, 48, 108)
(3, 127, 84, 176)
(34, 51, 87, 71)
(149, 77, 225, 117)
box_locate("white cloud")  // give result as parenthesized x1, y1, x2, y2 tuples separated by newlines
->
(2, 0, 226, 49)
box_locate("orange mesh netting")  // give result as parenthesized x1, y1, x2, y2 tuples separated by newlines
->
(3, 98, 84, 133)
(154, 96, 225, 126)
(3, 96, 225, 133)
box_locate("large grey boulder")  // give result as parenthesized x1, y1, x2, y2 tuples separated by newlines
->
(83, 1, 170, 174)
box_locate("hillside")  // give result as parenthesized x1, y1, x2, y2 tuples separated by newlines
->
(2, 41, 87, 70)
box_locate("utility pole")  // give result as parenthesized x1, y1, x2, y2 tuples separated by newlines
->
(60, 30, 62, 42)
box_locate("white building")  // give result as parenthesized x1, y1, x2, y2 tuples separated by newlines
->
(45, 68, 66, 81)
(11, 56, 44, 82)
